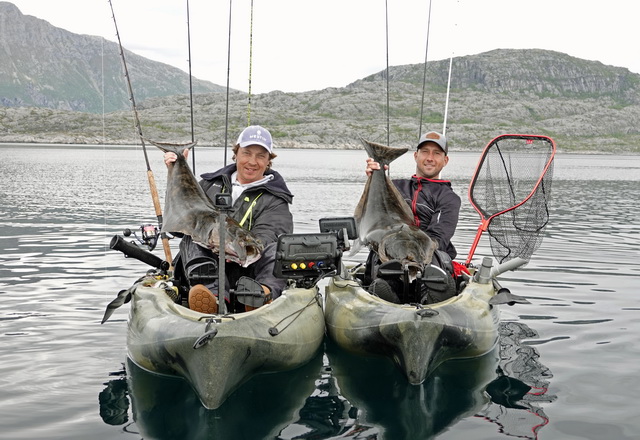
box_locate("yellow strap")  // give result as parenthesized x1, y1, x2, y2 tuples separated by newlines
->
(239, 192, 263, 228)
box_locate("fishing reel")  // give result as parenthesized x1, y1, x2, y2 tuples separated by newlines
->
(123, 224, 160, 251)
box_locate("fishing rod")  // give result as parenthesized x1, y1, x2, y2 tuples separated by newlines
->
(223, 0, 233, 166)
(247, 0, 255, 126)
(187, 0, 196, 172)
(442, 2, 461, 136)
(384, 0, 390, 147)
(418, 0, 433, 140)
(442, 54, 453, 136)
(108, 0, 173, 267)
(418, 0, 453, 137)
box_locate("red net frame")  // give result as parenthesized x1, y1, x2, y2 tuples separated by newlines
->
(465, 134, 556, 266)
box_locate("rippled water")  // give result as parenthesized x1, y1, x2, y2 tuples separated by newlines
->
(0, 145, 638, 439)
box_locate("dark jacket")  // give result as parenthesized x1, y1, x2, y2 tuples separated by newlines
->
(393, 176, 460, 259)
(199, 164, 294, 246)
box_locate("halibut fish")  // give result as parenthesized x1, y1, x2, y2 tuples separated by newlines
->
(354, 139, 437, 277)
(150, 141, 263, 267)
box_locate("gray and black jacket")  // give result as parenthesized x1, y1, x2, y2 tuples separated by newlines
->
(392, 176, 460, 259)
(199, 163, 294, 246)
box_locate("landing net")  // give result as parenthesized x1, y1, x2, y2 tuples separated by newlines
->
(467, 135, 556, 265)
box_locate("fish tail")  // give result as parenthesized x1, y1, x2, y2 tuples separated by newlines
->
(146, 139, 197, 157)
(360, 138, 408, 166)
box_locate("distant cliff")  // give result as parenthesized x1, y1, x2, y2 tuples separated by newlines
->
(0, 2, 223, 113)
(1, 1, 639, 152)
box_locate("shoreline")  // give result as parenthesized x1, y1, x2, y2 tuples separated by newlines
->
(1, 141, 636, 155)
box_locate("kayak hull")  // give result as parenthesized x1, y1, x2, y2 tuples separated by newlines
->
(324, 276, 499, 384)
(127, 280, 325, 409)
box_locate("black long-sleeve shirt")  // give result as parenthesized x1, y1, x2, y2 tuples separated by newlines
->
(392, 176, 461, 259)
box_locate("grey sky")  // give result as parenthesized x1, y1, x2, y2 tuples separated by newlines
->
(10, 0, 638, 93)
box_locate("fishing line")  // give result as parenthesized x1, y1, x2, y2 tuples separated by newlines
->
(100, 36, 105, 149)
(418, 0, 433, 140)
(101, 35, 109, 285)
(418, 1, 457, 137)
(108, 1, 147, 167)
(442, 0, 461, 136)
(223, 0, 233, 166)
(247, 0, 255, 125)
(108, 0, 173, 267)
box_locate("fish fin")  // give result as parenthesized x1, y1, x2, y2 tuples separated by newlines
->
(353, 177, 372, 226)
(348, 239, 364, 258)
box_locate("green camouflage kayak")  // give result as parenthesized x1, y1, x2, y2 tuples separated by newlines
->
(324, 265, 502, 385)
(126, 277, 325, 409)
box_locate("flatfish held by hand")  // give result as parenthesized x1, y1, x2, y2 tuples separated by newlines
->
(150, 141, 263, 267)
(354, 139, 437, 277)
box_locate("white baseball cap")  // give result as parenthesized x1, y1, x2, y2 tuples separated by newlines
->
(236, 125, 273, 153)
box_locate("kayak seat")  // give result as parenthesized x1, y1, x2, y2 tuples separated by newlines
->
(376, 260, 405, 278)
(368, 278, 401, 303)
(185, 257, 218, 287)
(168, 252, 218, 306)
(235, 276, 271, 308)
(177, 235, 219, 294)
(418, 264, 458, 305)
(362, 250, 459, 304)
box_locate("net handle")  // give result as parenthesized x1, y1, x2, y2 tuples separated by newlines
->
(464, 134, 556, 266)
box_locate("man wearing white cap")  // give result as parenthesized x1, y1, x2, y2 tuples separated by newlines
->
(164, 125, 293, 313)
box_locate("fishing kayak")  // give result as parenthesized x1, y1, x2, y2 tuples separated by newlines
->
(125, 275, 325, 410)
(324, 257, 523, 385)
(106, 227, 345, 410)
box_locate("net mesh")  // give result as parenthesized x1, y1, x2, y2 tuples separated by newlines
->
(469, 136, 555, 264)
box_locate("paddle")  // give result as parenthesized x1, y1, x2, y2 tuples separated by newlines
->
(465, 134, 556, 267)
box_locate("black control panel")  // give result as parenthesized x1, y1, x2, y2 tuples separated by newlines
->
(273, 233, 341, 281)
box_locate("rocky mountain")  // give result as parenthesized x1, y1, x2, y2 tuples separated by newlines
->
(1, 1, 639, 153)
(0, 2, 223, 113)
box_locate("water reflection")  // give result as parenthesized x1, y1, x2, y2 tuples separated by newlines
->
(321, 339, 496, 439)
(98, 321, 554, 439)
(118, 352, 323, 440)
(477, 321, 556, 439)
(98, 366, 130, 427)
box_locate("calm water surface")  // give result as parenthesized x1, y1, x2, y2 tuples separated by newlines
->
(0, 145, 638, 440)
